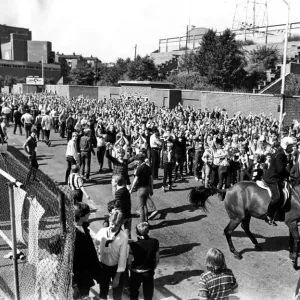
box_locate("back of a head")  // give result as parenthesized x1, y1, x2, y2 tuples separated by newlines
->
(136, 222, 149, 237)
(116, 175, 126, 187)
(71, 164, 80, 173)
(206, 248, 227, 274)
(109, 209, 124, 227)
(74, 203, 90, 222)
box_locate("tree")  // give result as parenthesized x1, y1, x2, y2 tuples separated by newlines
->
(194, 28, 246, 89)
(69, 63, 95, 85)
(125, 55, 158, 81)
(178, 51, 196, 74)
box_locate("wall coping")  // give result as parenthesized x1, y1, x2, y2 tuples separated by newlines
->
(118, 81, 174, 87)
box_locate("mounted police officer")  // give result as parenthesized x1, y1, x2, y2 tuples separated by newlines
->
(263, 136, 296, 225)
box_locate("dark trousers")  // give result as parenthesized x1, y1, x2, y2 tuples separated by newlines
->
(67, 129, 74, 142)
(151, 149, 160, 178)
(80, 151, 91, 179)
(13, 123, 22, 135)
(44, 129, 51, 145)
(65, 156, 77, 183)
(210, 164, 219, 187)
(99, 263, 124, 300)
(26, 156, 39, 185)
(4, 113, 10, 126)
(25, 123, 32, 138)
(175, 154, 184, 178)
(194, 150, 204, 178)
(129, 271, 154, 300)
(70, 189, 83, 203)
(217, 167, 229, 189)
(60, 121, 66, 137)
(97, 146, 106, 170)
(163, 163, 173, 187)
(137, 187, 150, 223)
(267, 182, 281, 217)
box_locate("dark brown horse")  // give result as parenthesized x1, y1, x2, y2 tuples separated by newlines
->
(188, 182, 300, 270)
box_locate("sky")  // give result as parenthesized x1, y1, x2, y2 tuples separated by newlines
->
(0, 0, 299, 63)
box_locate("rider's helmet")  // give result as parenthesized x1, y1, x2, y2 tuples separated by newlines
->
(280, 136, 297, 150)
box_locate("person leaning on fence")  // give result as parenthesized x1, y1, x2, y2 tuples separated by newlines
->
(73, 203, 102, 300)
(35, 234, 62, 300)
(23, 128, 39, 185)
(128, 222, 159, 300)
(198, 248, 238, 300)
(68, 164, 90, 203)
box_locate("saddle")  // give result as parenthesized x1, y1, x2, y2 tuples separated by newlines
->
(256, 180, 290, 208)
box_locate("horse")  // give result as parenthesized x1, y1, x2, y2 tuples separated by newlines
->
(188, 181, 300, 270)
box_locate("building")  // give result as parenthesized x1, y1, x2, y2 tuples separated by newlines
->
(27, 41, 54, 63)
(0, 59, 61, 83)
(83, 56, 101, 68)
(0, 24, 31, 51)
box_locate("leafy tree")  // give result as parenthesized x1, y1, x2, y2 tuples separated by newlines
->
(126, 55, 158, 81)
(178, 51, 196, 74)
(166, 72, 220, 91)
(247, 45, 280, 70)
(194, 28, 246, 89)
(3, 75, 18, 87)
(69, 63, 95, 85)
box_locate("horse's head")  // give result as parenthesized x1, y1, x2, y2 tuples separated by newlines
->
(188, 185, 214, 212)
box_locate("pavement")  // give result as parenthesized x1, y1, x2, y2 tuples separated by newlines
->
(6, 127, 299, 300)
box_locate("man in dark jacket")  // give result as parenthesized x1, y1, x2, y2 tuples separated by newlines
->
(263, 137, 296, 225)
(128, 222, 159, 300)
(114, 176, 132, 238)
(13, 107, 23, 135)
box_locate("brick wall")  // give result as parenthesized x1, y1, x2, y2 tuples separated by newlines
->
(181, 90, 282, 118)
(283, 97, 300, 125)
(120, 86, 151, 99)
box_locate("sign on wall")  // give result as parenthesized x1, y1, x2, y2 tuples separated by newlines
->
(26, 77, 44, 85)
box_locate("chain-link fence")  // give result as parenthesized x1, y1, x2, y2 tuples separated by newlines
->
(0, 146, 75, 300)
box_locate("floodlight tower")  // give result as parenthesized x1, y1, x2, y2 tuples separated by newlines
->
(232, 0, 268, 41)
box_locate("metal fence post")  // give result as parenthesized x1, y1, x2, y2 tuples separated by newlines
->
(59, 191, 66, 235)
(7, 182, 20, 300)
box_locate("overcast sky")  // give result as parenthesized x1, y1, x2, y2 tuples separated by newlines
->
(0, 0, 299, 62)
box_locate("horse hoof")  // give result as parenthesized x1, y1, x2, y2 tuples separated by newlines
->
(255, 245, 262, 251)
(234, 253, 243, 260)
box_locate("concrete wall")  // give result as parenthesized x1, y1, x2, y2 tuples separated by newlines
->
(69, 86, 98, 99)
(12, 84, 41, 94)
(110, 87, 120, 98)
(45, 85, 70, 97)
(181, 90, 281, 118)
(150, 89, 169, 107)
(283, 97, 300, 126)
(98, 86, 111, 99)
(120, 85, 152, 99)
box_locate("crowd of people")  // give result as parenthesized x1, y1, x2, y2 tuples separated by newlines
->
(2, 91, 300, 299)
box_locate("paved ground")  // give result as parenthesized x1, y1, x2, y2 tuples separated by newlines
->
(7, 128, 300, 300)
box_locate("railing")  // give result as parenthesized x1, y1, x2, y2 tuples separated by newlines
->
(159, 21, 300, 53)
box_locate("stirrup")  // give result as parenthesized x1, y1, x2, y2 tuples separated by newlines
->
(265, 215, 277, 226)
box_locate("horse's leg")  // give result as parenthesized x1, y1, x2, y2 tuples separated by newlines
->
(224, 219, 242, 259)
(241, 215, 262, 251)
(287, 221, 300, 270)
(289, 230, 294, 260)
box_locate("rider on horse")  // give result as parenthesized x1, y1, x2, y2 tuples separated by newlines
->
(263, 136, 296, 225)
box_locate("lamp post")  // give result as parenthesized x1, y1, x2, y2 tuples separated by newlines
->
(279, 0, 290, 131)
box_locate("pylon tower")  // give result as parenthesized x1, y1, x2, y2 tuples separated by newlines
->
(232, 0, 268, 40)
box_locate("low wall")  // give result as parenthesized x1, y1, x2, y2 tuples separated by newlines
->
(181, 90, 282, 118)
(45, 85, 70, 97)
(69, 86, 98, 99)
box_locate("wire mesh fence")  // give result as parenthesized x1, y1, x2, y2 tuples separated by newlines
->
(0, 147, 75, 300)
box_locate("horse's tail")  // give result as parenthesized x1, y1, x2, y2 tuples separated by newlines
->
(188, 186, 213, 212)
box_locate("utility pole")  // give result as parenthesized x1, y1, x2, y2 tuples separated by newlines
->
(42, 56, 44, 81)
(134, 44, 137, 60)
(185, 25, 189, 52)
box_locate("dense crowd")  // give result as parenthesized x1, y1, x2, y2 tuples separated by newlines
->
(2, 92, 300, 299)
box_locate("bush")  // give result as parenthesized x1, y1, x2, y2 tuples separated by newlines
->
(240, 39, 254, 46)
(285, 74, 300, 96)
(288, 35, 300, 42)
